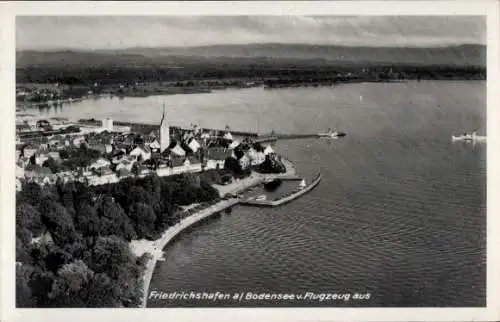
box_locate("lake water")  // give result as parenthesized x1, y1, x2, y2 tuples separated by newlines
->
(29, 81, 487, 307)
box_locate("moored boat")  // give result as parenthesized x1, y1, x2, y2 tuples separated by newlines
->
(255, 195, 267, 201)
(452, 131, 486, 142)
(318, 128, 346, 138)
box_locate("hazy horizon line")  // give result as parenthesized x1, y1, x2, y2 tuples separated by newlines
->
(17, 41, 486, 52)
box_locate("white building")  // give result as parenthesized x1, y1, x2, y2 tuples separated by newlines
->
(147, 139, 161, 152)
(116, 159, 135, 172)
(223, 131, 233, 141)
(130, 145, 152, 161)
(101, 118, 114, 131)
(229, 140, 240, 149)
(89, 158, 111, 169)
(170, 143, 186, 157)
(247, 148, 265, 166)
(263, 145, 275, 155)
(187, 138, 201, 153)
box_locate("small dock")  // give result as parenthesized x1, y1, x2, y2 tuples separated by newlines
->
(277, 134, 319, 140)
(262, 174, 302, 181)
(240, 173, 322, 207)
(254, 135, 278, 143)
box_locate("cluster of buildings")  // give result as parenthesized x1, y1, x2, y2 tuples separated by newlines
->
(15, 106, 278, 190)
(16, 84, 67, 103)
(16, 83, 99, 104)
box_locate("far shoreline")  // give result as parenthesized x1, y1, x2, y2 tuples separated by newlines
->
(16, 77, 485, 110)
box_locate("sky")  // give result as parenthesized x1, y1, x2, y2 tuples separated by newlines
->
(16, 16, 486, 50)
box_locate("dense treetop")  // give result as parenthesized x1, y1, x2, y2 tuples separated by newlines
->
(16, 173, 220, 307)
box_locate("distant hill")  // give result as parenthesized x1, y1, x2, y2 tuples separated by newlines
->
(17, 43, 486, 68)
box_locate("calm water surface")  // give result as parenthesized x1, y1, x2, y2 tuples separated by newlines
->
(32, 81, 486, 307)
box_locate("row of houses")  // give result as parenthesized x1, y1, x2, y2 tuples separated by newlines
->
(16, 120, 277, 189)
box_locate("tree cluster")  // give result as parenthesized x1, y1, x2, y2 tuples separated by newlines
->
(16, 172, 220, 307)
(59, 146, 102, 170)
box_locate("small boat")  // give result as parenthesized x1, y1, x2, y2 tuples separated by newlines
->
(452, 132, 486, 142)
(299, 179, 307, 189)
(318, 128, 346, 139)
(255, 195, 267, 201)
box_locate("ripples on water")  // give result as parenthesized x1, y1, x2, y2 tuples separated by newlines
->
(31, 81, 486, 307)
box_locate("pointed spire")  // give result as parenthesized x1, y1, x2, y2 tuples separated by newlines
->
(160, 102, 166, 126)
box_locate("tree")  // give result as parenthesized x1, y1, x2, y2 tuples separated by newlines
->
(131, 162, 141, 177)
(126, 185, 160, 215)
(129, 203, 157, 239)
(97, 197, 136, 240)
(89, 236, 134, 279)
(28, 265, 55, 307)
(16, 203, 45, 241)
(45, 246, 73, 274)
(75, 204, 101, 237)
(16, 237, 32, 264)
(43, 157, 62, 174)
(16, 264, 35, 307)
(73, 182, 94, 210)
(48, 260, 95, 307)
(56, 181, 76, 216)
(83, 273, 120, 307)
(17, 182, 43, 208)
(141, 174, 162, 201)
(39, 199, 78, 246)
(63, 241, 87, 262)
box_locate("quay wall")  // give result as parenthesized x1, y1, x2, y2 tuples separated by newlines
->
(140, 198, 240, 307)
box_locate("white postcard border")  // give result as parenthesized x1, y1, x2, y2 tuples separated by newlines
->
(1, 1, 498, 322)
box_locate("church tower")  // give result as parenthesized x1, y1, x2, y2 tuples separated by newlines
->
(159, 103, 170, 152)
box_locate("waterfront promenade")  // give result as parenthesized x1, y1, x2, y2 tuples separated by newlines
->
(130, 157, 299, 307)
(131, 197, 240, 308)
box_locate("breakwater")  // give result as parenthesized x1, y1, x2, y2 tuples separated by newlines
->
(276, 134, 319, 140)
(240, 173, 322, 207)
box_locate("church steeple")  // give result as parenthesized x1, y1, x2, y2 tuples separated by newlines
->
(160, 103, 166, 126)
(159, 102, 170, 152)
